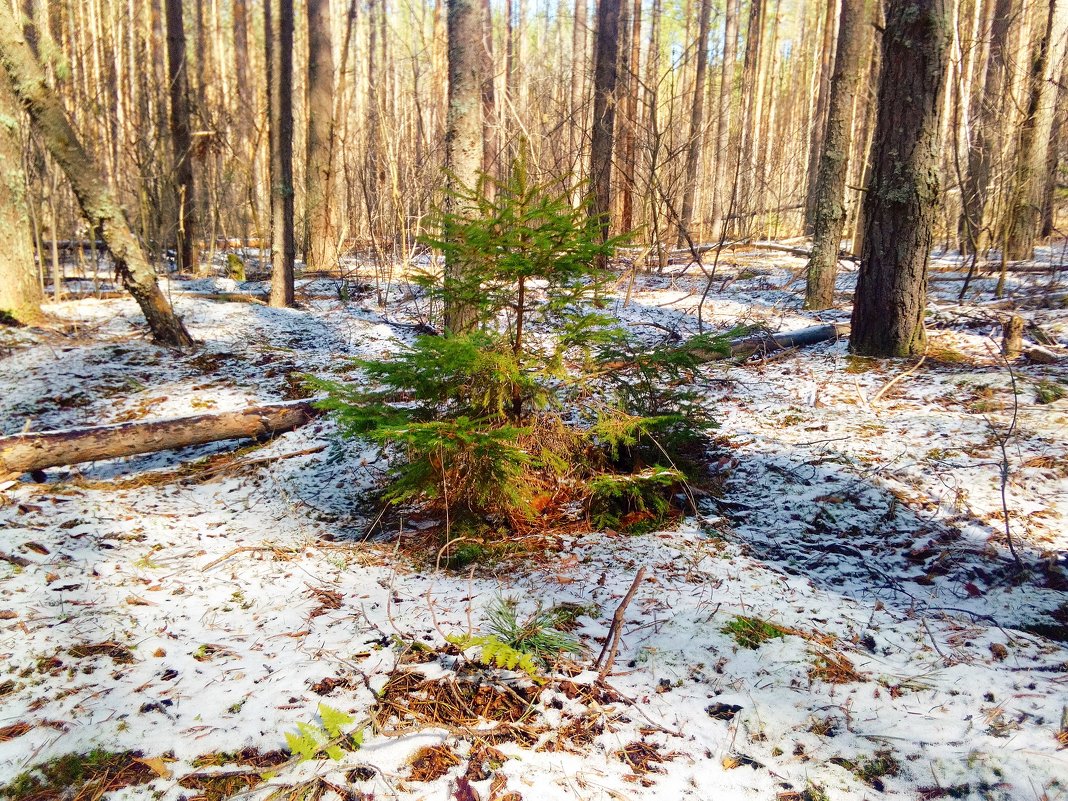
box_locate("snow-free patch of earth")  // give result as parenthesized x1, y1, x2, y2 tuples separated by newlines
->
(1, 248, 1066, 801)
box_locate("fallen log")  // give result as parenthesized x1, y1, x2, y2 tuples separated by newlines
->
(721, 322, 851, 360)
(0, 400, 318, 478)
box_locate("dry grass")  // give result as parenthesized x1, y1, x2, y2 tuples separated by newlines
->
(370, 669, 541, 743)
(2, 751, 156, 801)
(809, 648, 865, 684)
(408, 744, 462, 782)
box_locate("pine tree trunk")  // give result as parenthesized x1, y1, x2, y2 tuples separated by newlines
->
(480, 0, 497, 183)
(677, 0, 712, 246)
(618, 0, 642, 232)
(737, 0, 764, 235)
(1004, 0, 1060, 260)
(958, 0, 1011, 255)
(1040, 58, 1068, 236)
(850, 0, 884, 258)
(0, 69, 39, 322)
(569, 0, 588, 194)
(804, 0, 839, 233)
(850, 0, 951, 358)
(588, 0, 622, 248)
(304, 0, 335, 271)
(804, 0, 869, 310)
(711, 0, 739, 239)
(443, 0, 483, 333)
(165, 0, 196, 275)
(0, 4, 192, 347)
(265, 0, 295, 307)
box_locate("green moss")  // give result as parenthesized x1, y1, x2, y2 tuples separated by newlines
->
(1, 750, 153, 801)
(1035, 380, 1066, 405)
(722, 616, 790, 649)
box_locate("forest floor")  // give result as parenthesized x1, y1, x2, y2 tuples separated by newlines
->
(1, 245, 1067, 801)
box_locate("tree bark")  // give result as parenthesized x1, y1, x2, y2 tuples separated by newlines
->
(1004, 0, 1061, 260)
(443, 0, 483, 333)
(266, 0, 295, 307)
(304, 0, 335, 272)
(958, 0, 1011, 255)
(804, 0, 869, 309)
(480, 0, 497, 184)
(569, 0, 588, 193)
(804, 0, 839, 233)
(711, 0, 739, 239)
(0, 68, 39, 322)
(677, 0, 713, 246)
(165, 0, 196, 275)
(618, 0, 642, 232)
(0, 402, 317, 477)
(0, 4, 193, 348)
(588, 0, 622, 250)
(850, 0, 951, 358)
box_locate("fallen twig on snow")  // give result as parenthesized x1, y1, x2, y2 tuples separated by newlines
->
(595, 567, 647, 682)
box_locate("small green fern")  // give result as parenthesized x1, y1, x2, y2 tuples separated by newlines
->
(447, 633, 542, 678)
(284, 703, 362, 763)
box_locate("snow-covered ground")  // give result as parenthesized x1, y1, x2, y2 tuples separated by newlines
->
(1, 248, 1066, 801)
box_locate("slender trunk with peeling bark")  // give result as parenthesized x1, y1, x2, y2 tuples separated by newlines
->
(0, 4, 192, 347)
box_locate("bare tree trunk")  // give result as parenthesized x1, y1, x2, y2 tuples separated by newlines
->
(804, 0, 839, 233)
(480, 0, 497, 184)
(266, 0, 295, 307)
(0, 69, 39, 322)
(958, 0, 1011, 255)
(850, 0, 951, 357)
(588, 0, 622, 250)
(804, 0, 869, 309)
(1040, 57, 1068, 236)
(443, 0, 483, 332)
(850, 0, 884, 257)
(0, 4, 192, 347)
(305, 0, 335, 271)
(618, 0, 642, 232)
(711, 0, 739, 239)
(677, 0, 712, 246)
(737, 0, 765, 235)
(569, 0, 588, 193)
(1004, 0, 1060, 260)
(165, 0, 196, 275)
